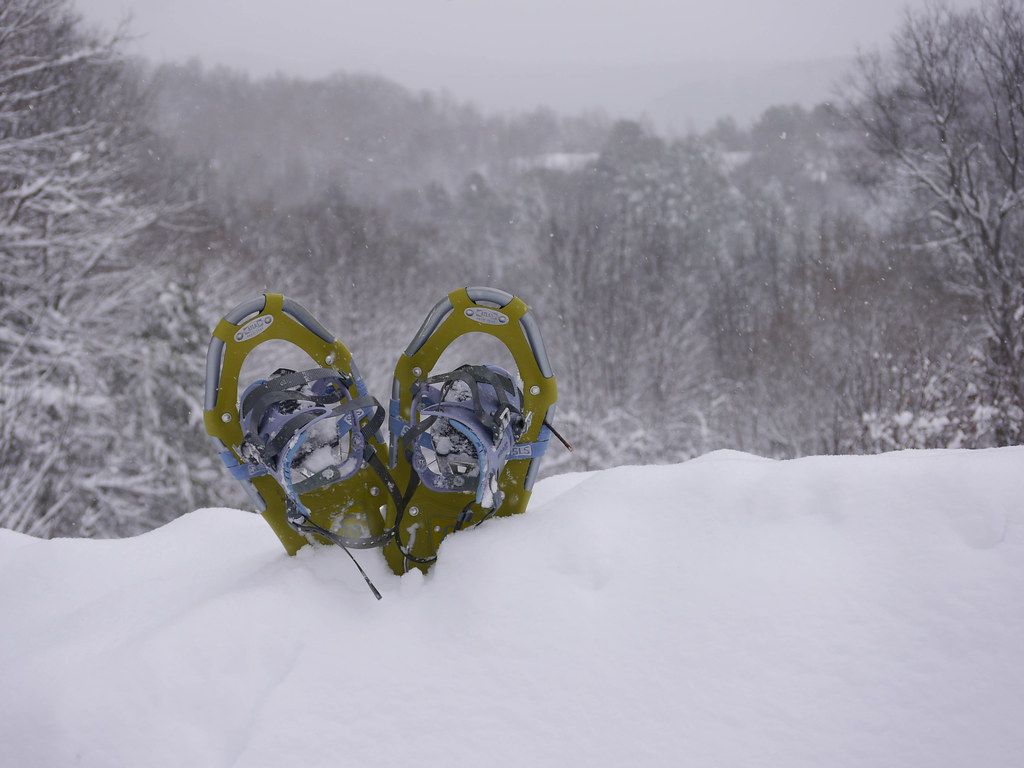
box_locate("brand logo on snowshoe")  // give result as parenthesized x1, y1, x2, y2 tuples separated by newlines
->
(234, 315, 274, 342)
(464, 308, 509, 326)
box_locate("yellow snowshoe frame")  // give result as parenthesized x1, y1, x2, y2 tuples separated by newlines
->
(203, 294, 391, 555)
(384, 286, 557, 573)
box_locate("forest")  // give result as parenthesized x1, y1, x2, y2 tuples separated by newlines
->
(3, 0, 1023, 538)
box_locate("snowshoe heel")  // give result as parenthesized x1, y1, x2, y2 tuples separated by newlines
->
(385, 287, 558, 573)
(203, 294, 394, 555)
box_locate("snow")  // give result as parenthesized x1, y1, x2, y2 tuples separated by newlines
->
(2, 447, 1023, 768)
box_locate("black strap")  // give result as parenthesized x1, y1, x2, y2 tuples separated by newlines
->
(241, 368, 352, 421)
(286, 500, 383, 600)
(422, 365, 524, 445)
(262, 409, 321, 464)
(242, 369, 361, 464)
(270, 393, 380, 482)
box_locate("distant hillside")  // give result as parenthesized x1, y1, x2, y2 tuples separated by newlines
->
(646, 57, 852, 134)
(147, 62, 613, 205)
(369, 55, 854, 134)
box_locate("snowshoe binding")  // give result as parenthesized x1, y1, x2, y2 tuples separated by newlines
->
(203, 294, 397, 597)
(385, 287, 558, 573)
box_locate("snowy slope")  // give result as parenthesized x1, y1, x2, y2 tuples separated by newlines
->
(2, 448, 1023, 768)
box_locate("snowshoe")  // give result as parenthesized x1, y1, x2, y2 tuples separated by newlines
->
(203, 295, 397, 576)
(384, 287, 558, 573)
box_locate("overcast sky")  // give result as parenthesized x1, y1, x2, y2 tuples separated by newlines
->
(71, 0, 978, 127)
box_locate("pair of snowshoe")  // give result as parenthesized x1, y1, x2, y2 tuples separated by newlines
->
(203, 288, 558, 596)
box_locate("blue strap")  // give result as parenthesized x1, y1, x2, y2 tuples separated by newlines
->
(219, 450, 269, 481)
(389, 398, 410, 440)
(508, 424, 551, 460)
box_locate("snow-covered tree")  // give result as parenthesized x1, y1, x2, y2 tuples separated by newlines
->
(848, 0, 1024, 443)
(0, 0, 206, 536)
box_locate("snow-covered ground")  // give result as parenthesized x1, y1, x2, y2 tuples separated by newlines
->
(2, 447, 1023, 768)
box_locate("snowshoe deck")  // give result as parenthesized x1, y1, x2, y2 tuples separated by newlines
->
(203, 294, 393, 556)
(384, 287, 557, 573)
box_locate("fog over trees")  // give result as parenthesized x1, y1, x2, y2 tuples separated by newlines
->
(3, 0, 1022, 537)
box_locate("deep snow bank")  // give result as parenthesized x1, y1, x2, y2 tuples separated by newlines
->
(2, 448, 1023, 768)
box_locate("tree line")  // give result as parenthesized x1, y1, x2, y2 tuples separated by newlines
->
(2, 0, 1022, 537)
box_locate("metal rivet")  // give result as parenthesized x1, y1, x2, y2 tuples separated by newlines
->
(530, 385, 541, 396)
(221, 412, 232, 423)
(325, 352, 336, 365)
(370, 486, 380, 496)
(412, 366, 423, 377)
(409, 506, 419, 517)
(434, 526, 441, 533)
